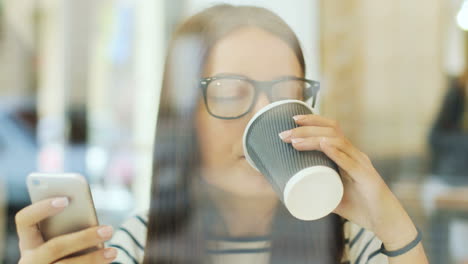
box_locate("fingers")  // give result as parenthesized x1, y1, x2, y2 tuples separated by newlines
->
(53, 248, 117, 264)
(34, 225, 113, 264)
(321, 137, 372, 167)
(16, 197, 69, 250)
(283, 136, 373, 183)
(288, 136, 322, 151)
(279, 115, 375, 183)
(278, 114, 371, 166)
(287, 136, 365, 167)
(290, 136, 376, 185)
(281, 133, 369, 166)
(279, 126, 337, 143)
(278, 114, 342, 143)
(292, 114, 339, 128)
(319, 139, 363, 177)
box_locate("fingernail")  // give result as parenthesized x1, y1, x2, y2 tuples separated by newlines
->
(51, 197, 69, 208)
(278, 130, 292, 140)
(319, 137, 328, 146)
(103, 247, 117, 259)
(97, 226, 113, 239)
(291, 138, 305, 144)
(293, 115, 305, 121)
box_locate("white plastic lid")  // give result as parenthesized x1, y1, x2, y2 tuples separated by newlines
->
(283, 165, 343, 221)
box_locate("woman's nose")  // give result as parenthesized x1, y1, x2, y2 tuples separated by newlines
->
(251, 92, 271, 115)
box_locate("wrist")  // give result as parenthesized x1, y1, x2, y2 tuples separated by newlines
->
(379, 220, 418, 250)
(371, 188, 418, 248)
(380, 226, 423, 257)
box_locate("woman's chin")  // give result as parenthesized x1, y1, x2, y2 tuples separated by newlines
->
(231, 165, 276, 197)
(201, 161, 276, 198)
(226, 179, 276, 198)
(239, 156, 261, 171)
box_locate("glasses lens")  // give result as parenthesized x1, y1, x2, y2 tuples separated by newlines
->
(271, 80, 310, 101)
(206, 78, 255, 118)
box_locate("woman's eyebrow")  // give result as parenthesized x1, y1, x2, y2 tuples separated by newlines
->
(212, 72, 248, 78)
(212, 73, 301, 80)
(273, 75, 301, 80)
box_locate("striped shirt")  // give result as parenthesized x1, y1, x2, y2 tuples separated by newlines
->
(107, 212, 389, 264)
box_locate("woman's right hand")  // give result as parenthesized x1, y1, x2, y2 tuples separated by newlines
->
(15, 197, 117, 264)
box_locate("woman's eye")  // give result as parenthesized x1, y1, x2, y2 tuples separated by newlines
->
(208, 84, 251, 102)
(209, 95, 244, 101)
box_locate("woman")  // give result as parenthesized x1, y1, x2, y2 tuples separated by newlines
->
(422, 70, 468, 263)
(15, 4, 428, 264)
(428, 71, 468, 185)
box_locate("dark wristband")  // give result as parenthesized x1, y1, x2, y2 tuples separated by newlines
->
(380, 227, 422, 257)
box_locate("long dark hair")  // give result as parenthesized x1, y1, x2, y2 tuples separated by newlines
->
(143, 4, 345, 264)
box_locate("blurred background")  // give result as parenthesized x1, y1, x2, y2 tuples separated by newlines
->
(0, 0, 467, 263)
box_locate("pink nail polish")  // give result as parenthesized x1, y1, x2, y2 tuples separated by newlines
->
(103, 248, 117, 259)
(319, 137, 328, 147)
(51, 197, 69, 208)
(291, 138, 305, 144)
(293, 115, 305, 121)
(278, 130, 292, 140)
(97, 226, 113, 238)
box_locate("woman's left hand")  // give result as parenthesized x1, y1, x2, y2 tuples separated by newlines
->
(278, 114, 418, 250)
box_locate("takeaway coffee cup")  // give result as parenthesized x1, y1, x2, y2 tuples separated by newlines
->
(243, 99, 343, 221)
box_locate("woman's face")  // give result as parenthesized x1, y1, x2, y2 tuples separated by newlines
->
(195, 27, 303, 198)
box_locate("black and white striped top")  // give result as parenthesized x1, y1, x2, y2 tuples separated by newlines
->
(106, 212, 388, 264)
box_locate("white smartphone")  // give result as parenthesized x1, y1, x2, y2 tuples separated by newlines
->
(26, 173, 103, 252)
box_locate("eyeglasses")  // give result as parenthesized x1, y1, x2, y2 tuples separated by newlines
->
(199, 74, 320, 119)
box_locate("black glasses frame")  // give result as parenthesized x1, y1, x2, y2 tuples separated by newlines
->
(199, 74, 320, 119)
